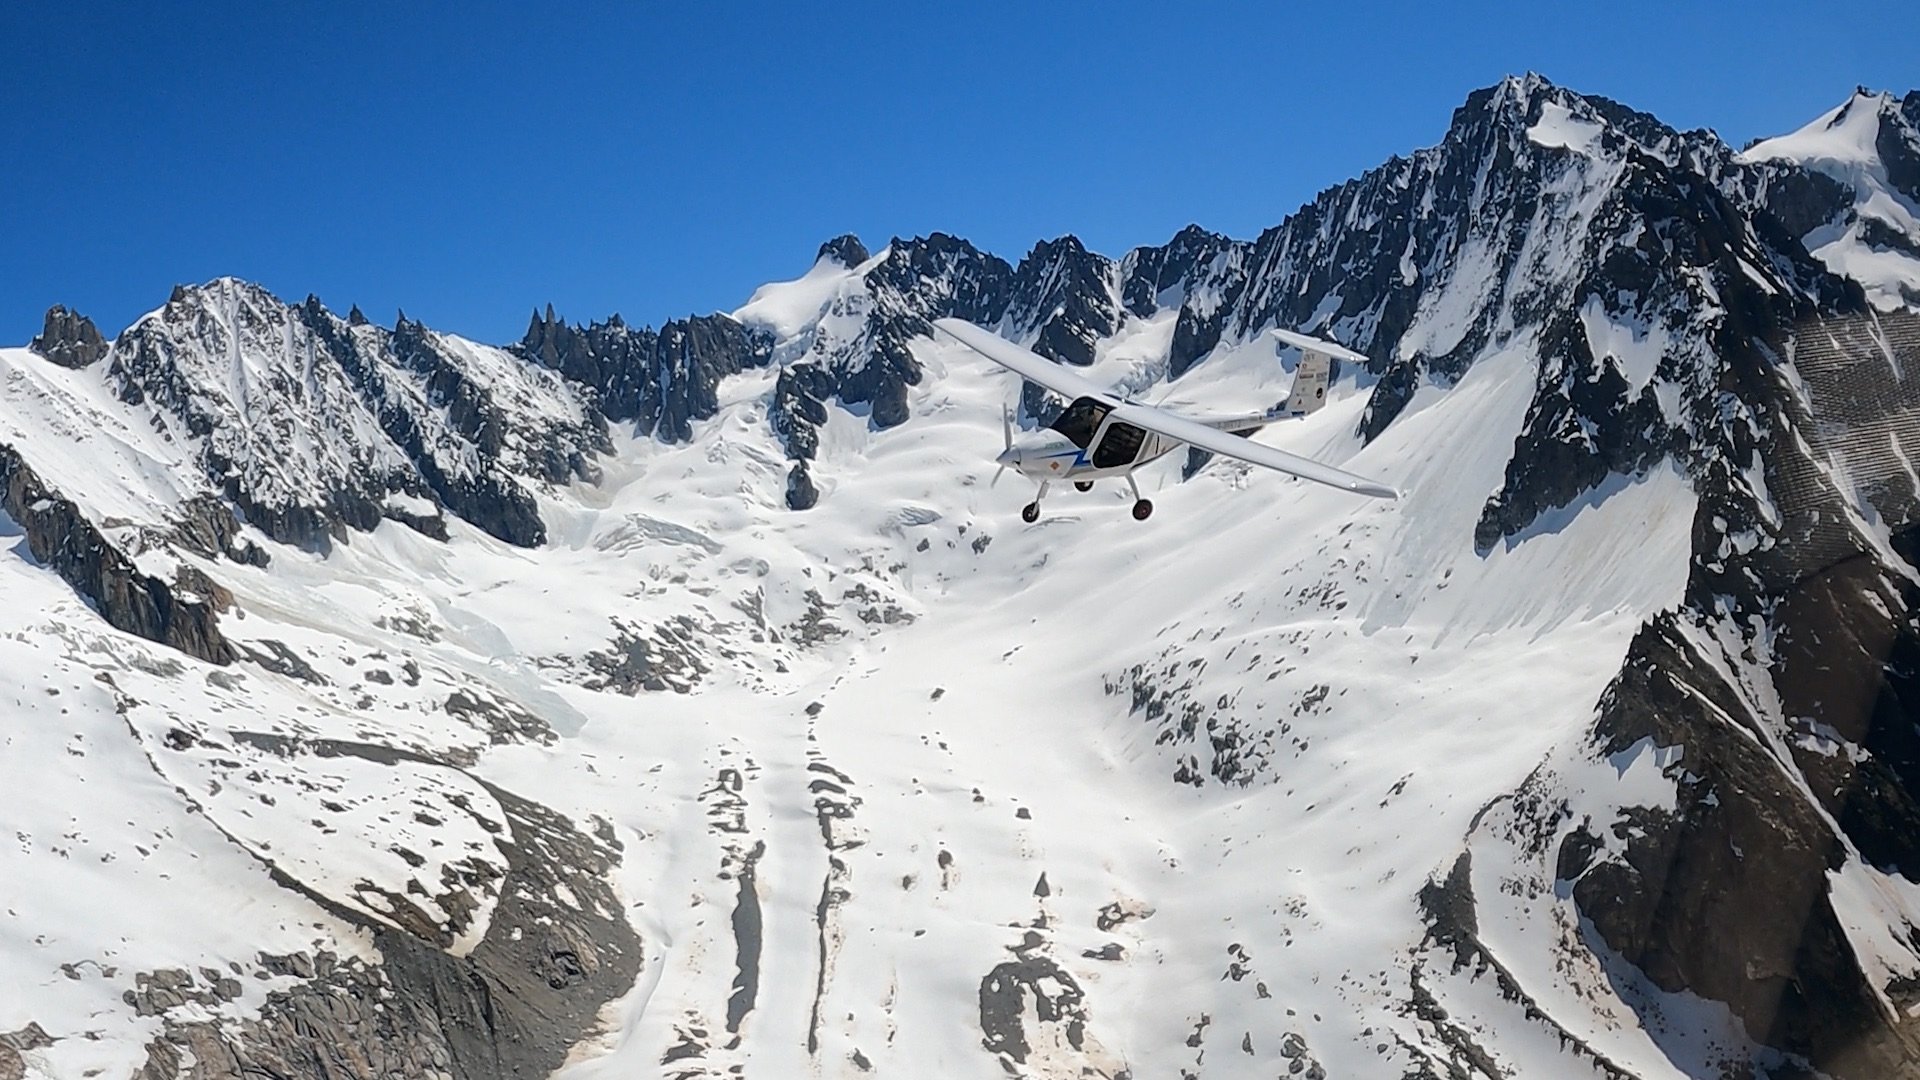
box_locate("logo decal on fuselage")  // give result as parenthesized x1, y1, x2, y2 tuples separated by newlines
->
(1040, 448, 1087, 472)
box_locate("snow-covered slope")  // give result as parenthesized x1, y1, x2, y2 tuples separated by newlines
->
(1741, 89, 1920, 311)
(5, 75, 1920, 1080)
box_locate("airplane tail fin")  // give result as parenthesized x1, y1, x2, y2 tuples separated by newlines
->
(1284, 350, 1332, 416)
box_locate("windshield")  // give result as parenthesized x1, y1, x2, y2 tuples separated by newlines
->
(1048, 396, 1109, 449)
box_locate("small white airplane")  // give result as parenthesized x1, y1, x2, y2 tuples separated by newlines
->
(933, 318, 1397, 522)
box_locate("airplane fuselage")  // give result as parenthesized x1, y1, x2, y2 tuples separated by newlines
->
(997, 395, 1282, 483)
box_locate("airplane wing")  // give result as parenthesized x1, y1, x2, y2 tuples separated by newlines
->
(1108, 400, 1398, 499)
(932, 318, 1114, 404)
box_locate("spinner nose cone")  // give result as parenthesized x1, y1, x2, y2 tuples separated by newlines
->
(995, 444, 1021, 469)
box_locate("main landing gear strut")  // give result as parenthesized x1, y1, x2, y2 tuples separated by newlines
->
(1020, 476, 1153, 522)
(1126, 473, 1153, 521)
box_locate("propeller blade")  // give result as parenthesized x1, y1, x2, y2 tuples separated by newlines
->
(1002, 404, 1013, 451)
(992, 463, 1007, 488)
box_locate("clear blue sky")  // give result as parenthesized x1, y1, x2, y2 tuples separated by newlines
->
(3, 2, 1913, 346)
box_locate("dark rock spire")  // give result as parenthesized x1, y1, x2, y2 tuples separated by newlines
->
(28, 305, 108, 368)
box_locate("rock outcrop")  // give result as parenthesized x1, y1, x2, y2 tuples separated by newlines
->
(27, 305, 108, 368)
(102, 279, 606, 549)
(131, 740, 641, 1080)
(0, 443, 234, 665)
(516, 306, 772, 443)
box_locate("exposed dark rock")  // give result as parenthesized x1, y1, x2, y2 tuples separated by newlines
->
(863, 233, 1014, 326)
(817, 233, 870, 267)
(1752, 165, 1855, 241)
(580, 616, 711, 694)
(760, 233, 1017, 456)
(28, 305, 108, 368)
(1554, 309, 1920, 1076)
(443, 689, 555, 746)
(516, 306, 771, 443)
(726, 839, 766, 1034)
(168, 494, 268, 567)
(1003, 235, 1120, 368)
(785, 462, 819, 511)
(0, 443, 234, 664)
(978, 954, 1091, 1065)
(1473, 312, 1669, 552)
(237, 640, 324, 684)
(835, 305, 923, 430)
(1566, 610, 1920, 1075)
(1883, 93, 1920, 200)
(1412, 852, 1637, 1080)
(1167, 301, 1227, 381)
(133, 738, 641, 1080)
(770, 362, 834, 462)
(0, 1023, 52, 1080)
(100, 280, 601, 550)
(1119, 224, 1235, 318)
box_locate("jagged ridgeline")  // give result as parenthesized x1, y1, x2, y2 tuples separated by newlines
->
(4, 74, 1920, 1080)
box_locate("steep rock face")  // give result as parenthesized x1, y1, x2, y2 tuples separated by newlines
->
(27, 305, 108, 369)
(1475, 130, 1861, 550)
(516, 307, 772, 443)
(0, 444, 233, 664)
(830, 233, 1015, 429)
(123, 739, 641, 1080)
(1430, 310, 1920, 1079)
(105, 279, 604, 548)
(1000, 235, 1121, 368)
(1126, 225, 1247, 380)
(1568, 310, 1920, 1076)
(1117, 223, 1236, 319)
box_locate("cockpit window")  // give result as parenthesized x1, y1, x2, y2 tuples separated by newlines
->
(1049, 397, 1110, 449)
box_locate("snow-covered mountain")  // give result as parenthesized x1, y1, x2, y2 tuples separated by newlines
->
(5, 74, 1920, 1080)
(1740, 88, 1920, 311)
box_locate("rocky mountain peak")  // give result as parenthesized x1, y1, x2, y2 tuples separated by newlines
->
(511, 303, 771, 442)
(1454, 71, 1564, 133)
(1002, 235, 1118, 367)
(1848, 85, 1899, 113)
(1117, 224, 1233, 318)
(92, 278, 610, 549)
(816, 233, 870, 267)
(27, 304, 108, 368)
(1739, 84, 1920, 309)
(865, 232, 1014, 324)
(1445, 73, 1689, 166)
(1494, 70, 1555, 107)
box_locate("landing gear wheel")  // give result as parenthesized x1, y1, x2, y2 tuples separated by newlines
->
(1131, 499, 1154, 521)
(1022, 502, 1041, 523)
(1074, 481, 1094, 492)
